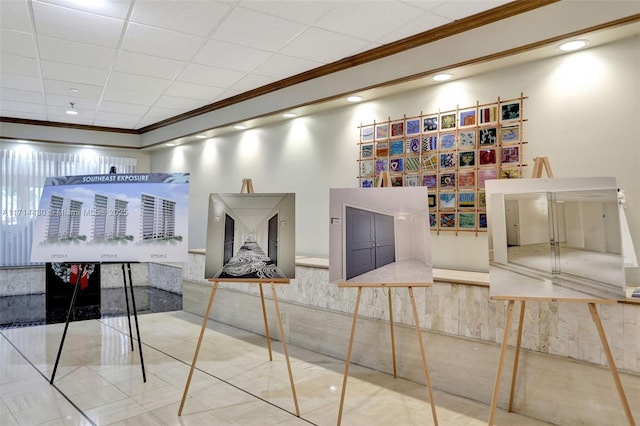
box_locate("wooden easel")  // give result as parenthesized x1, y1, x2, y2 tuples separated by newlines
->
(531, 156, 553, 178)
(336, 281, 438, 426)
(377, 171, 391, 187)
(487, 297, 636, 425)
(178, 178, 300, 417)
(488, 159, 636, 425)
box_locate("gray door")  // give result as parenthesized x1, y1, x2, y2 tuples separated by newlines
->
(268, 214, 278, 265)
(223, 214, 234, 264)
(346, 207, 395, 280)
(374, 212, 395, 267)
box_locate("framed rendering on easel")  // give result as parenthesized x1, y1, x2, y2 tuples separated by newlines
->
(205, 193, 295, 280)
(357, 94, 527, 234)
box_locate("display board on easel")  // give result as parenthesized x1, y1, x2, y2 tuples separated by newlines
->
(179, 178, 299, 417)
(329, 186, 438, 425)
(484, 171, 636, 425)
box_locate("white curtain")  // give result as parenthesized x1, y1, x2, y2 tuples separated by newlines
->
(0, 149, 137, 266)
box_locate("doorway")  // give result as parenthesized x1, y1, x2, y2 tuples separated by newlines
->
(268, 213, 278, 265)
(223, 214, 235, 264)
(345, 206, 395, 280)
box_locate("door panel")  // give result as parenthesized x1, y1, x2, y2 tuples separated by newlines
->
(223, 214, 235, 264)
(345, 206, 395, 280)
(268, 214, 278, 265)
(374, 212, 395, 268)
(346, 207, 375, 279)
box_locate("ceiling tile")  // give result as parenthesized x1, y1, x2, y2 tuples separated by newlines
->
(238, 1, 340, 26)
(230, 74, 277, 93)
(122, 23, 206, 62)
(0, 54, 39, 77)
(46, 112, 95, 125)
(0, 110, 47, 121)
(153, 95, 208, 110)
(0, 73, 42, 92)
(94, 110, 141, 126)
(99, 101, 151, 115)
(36, 0, 133, 20)
(46, 93, 99, 110)
(102, 87, 158, 105)
(92, 118, 138, 129)
(432, 0, 511, 20)
(193, 39, 273, 73)
(0, 87, 44, 104)
(1, 29, 35, 57)
(37, 36, 116, 70)
(40, 60, 108, 86)
(108, 71, 172, 94)
(0, 99, 46, 115)
(212, 7, 307, 52)
(32, 1, 125, 48)
(43, 79, 103, 98)
(164, 81, 226, 101)
(279, 27, 370, 63)
(113, 51, 186, 80)
(131, 0, 232, 37)
(0, 0, 32, 32)
(314, 1, 424, 42)
(177, 63, 245, 88)
(252, 53, 322, 79)
(374, 13, 449, 45)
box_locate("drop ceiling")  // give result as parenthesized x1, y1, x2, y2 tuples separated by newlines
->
(0, 0, 515, 130)
(0, 0, 638, 144)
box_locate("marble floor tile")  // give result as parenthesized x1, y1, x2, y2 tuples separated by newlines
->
(0, 310, 554, 425)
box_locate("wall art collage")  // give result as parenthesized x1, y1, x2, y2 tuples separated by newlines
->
(357, 94, 526, 233)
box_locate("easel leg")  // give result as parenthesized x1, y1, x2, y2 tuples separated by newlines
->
(126, 263, 146, 382)
(508, 300, 526, 412)
(388, 288, 397, 378)
(488, 300, 515, 425)
(408, 287, 438, 426)
(259, 283, 273, 361)
(270, 283, 300, 416)
(337, 286, 363, 426)
(178, 281, 219, 416)
(50, 268, 83, 384)
(588, 303, 636, 426)
(121, 264, 134, 352)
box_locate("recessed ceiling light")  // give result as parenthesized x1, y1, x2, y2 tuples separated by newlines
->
(347, 96, 362, 102)
(196, 135, 207, 139)
(433, 73, 453, 81)
(65, 102, 78, 115)
(559, 40, 588, 51)
(166, 143, 176, 146)
(234, 125, 247, 130)
(69, 88, 79, 93)
(283, 112, 297, 118)
(16, 139, 29, 144)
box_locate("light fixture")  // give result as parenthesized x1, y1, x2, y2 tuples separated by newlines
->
(165, 142, 176, 147)
(196, 134, 207, 139)
(69, 88, 79, 93)
(433, 73, 452, 82)
(65, 102, 78, 115)
(283, 112, 297, 118)
(234, 124, 247, 130)
(559, 40, 588, 51)
(347, 96, 362, 102)
(16, 139, 29, 144)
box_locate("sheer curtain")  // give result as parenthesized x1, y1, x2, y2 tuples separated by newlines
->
(0, 149, 137, 267)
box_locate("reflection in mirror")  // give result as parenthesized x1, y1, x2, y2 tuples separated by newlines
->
(487, 177, 627, 301)
(504, 189, 624, 287)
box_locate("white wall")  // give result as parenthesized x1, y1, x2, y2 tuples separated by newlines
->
(150, 35, 640, 284)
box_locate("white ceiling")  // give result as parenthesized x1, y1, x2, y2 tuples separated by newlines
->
(219, 192, 288, 231)
(0, 0, 513, 130)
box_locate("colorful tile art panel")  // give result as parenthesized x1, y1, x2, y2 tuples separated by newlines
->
(357, 94, 526, 231)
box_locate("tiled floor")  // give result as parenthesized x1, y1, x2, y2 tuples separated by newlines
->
(1, 310, 554, 426)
